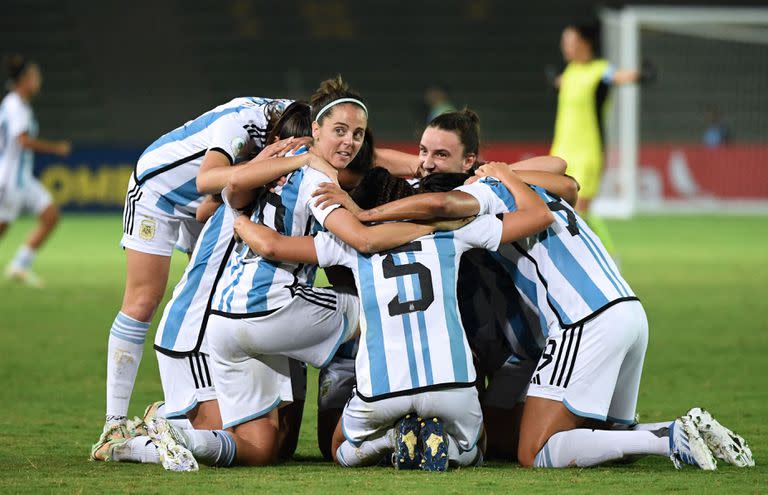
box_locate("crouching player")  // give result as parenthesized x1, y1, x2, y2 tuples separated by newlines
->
(236, 167, 555, 471)
(355, 161, 754, 470)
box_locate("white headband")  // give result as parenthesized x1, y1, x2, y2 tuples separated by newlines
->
(314, 98, 368, 122)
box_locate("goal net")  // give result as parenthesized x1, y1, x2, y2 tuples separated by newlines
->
(595, 6, 768, 217)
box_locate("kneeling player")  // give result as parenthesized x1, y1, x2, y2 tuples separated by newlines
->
(236, 168, 555, 471)
(352, 161, 754, 470)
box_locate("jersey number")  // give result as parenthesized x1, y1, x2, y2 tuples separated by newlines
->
(547, 201, 580, 236)
(382, 242, 434, 316)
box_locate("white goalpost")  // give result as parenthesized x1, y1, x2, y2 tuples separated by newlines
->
(595, 6, 768, 217)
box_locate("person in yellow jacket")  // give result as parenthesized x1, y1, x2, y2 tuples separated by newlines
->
(550, 24, 641, 254)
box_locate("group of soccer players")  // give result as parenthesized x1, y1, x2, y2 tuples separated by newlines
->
(68, 74, 754, 473)
(0, 58, 753, 472)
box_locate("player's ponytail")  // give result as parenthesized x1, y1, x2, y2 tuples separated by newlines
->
(266, 101, 312, 143)
(427, 108, 481, 157)
(310, 75, 367, 124)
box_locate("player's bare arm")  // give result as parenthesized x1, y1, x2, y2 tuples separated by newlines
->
(514, 171, 579, 206)
(357, 191, 481, 223)
(195, 194, 223, 223)
(474, 163, 554, 242)
(508, 155, 567, 175)
(197, 136, 314, 195)
(18, 132, 70, 156)
(373, 147, 420, 177)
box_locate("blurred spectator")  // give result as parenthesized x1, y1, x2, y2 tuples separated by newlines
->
(703, 107, 730, 148)
(424, 86, 456, 122)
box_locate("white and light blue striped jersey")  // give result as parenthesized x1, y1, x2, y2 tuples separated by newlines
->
(313, 215, 504, 401)
(0, 91, 38, 191)
(212, 164, 340, 316)
(134, 97, 292, 218)
(154, 203, 236, 355)
(455, 177, 637, 334)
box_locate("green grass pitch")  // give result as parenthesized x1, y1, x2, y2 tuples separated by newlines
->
(0, 214, 766, 494)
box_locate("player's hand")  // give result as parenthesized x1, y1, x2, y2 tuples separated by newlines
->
(55, 140, 72, 157)
(307, 153, 339, 184)
(312, 182, 361, 213)
(255, 137, 298, 161)
(464, 175, 480, 185)
(420, 216, 475, 232)
(475, 161, 513, 179)
(285, 136, 312, 156)
(269, 175, 288, 193)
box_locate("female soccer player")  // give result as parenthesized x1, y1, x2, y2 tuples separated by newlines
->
(549, 23, 642, 253)
(0, 55, 71, 286)
(143, 76, 455, 470)
(355, 160, 753, 471)
(226, 166, 555, 472)
(96, 92, 299, 450)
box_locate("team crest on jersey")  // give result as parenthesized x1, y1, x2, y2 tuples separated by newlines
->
(139, 218, 157, 241)
(231, 137, 246, 158)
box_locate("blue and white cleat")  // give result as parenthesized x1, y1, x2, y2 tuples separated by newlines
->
(147, 417, 198, 472)
(419, 417, 448, 472)
(687, 407, 754, 468)
(669, 416, 717, 470)
(393, 414, 421, 470)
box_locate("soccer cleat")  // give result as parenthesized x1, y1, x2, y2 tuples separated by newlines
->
(5, 267, 44, 288)
(91, 437, 130, 462)
(90, 419, 130, 461)
(142, 401, 164, 425)
(126, 416, 148, 438)
(419, 417, 448, 472)
(669, 416, 717, 470)
(147, 417, 198, 472)
(687, 407, 754, 468)
(393, 414, 421, 470)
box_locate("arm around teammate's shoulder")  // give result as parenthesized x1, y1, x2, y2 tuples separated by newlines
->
(476, 162, 554, 243)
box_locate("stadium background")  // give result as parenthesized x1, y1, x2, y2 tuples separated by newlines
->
(1, 1, 767, 492)
(1, 0, 767, 211)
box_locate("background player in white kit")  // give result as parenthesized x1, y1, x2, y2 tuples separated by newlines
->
(96, 93, 296, 452)
(0, 55, 71, 286)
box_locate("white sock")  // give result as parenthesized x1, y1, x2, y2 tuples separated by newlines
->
(632, 421, 673, 431)
(447, 433, 483, 467)
(10, 245, 36, 271)
(111, 436, 160, 464)
(534, 429, 670, 468)
(106, 312, 150, 419)
(177, 429, 237, 467)
(336, 429, 394, 467)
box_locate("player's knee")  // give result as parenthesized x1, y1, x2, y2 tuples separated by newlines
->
(120, 294, 161, 322)
(517, 442, 538, 468)
(40, 205, 59, 228)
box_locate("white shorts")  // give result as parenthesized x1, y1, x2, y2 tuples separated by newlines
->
(341, 386, 483, 453)
(156, 351, 218, 418)
(0, 178, 53, 222)
(121, 179, 203, 257)
(208, 288, 359, 428)
(527, 300, 648, 425)
(208, 287, 359, 368)
(482, 356, 536, 410)
(318, 355, 356, 412)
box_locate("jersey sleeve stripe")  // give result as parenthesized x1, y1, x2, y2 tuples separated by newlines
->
(433, 232, 470, 383)
(357, 254, 391, 396)
(159, 207, 226, 349)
